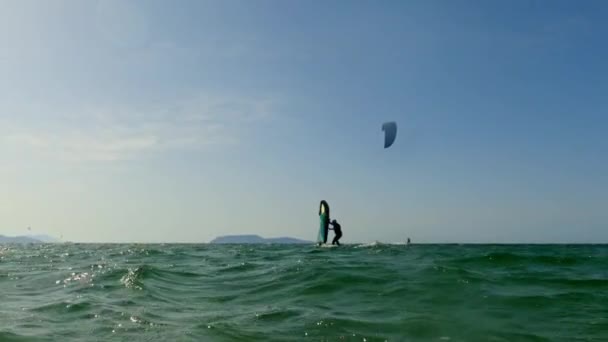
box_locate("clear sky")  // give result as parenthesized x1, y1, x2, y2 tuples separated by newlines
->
(1, 0, 607, 243)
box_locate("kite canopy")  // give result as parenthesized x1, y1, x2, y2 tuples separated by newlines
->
(382, 122, 397, 148)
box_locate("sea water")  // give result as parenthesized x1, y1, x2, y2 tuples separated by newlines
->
(1, 243, 607, 341)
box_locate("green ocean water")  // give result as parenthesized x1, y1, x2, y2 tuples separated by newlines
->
(1, 243, 607, 341)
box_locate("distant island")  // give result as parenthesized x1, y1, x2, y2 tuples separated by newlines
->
(210, 235, 312, 244)
(0, 234, 58, 244)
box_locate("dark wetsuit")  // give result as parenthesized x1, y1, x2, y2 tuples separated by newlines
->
(331, 223, 342, 245)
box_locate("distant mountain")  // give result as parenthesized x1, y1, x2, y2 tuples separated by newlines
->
(0, 234, 59, 244)
(210, 235, 312, 244)
(29, 234, 59, 243)
(0, 235, 43, 244)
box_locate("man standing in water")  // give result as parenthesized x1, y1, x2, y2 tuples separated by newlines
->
(328, 219, 342, 245)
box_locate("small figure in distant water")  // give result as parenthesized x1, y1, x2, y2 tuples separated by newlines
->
(328, 219, 342, 245)
(407, 237, 411, 245)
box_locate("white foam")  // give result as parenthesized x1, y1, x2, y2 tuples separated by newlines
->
(354, 241, 384, 248)
(354, 241, 411, 248)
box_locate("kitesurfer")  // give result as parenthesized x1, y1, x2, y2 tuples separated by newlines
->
(328, 219, 342, 245)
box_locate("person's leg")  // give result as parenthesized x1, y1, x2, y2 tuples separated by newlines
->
(333, 233, 341, 245)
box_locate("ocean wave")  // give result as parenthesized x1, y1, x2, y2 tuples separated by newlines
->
(0, 331, 52, 342)
(120, 267, 146, 290)
(1, 243, 606, 341)
(451, 251, 592, 267)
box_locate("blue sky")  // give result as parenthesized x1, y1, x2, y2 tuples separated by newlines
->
(1, 0, 607, 243)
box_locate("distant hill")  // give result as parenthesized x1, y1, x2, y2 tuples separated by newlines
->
(0, 234, 60, 244)
(0, 235, 43, 244)
(29, 234, 59, 243)
(210, 235, 312, 244)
